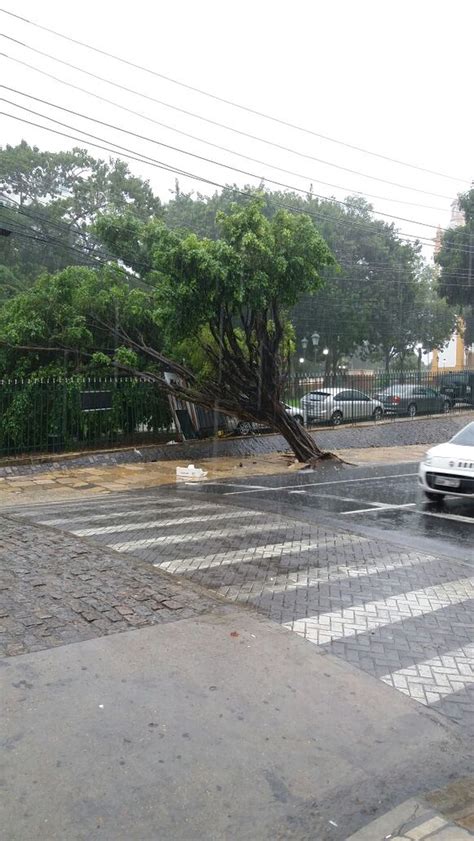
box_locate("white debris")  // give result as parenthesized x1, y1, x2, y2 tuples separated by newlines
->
(176, 464, 208, 480)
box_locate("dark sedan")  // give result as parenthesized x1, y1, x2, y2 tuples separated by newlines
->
(374, 385, 452, 418)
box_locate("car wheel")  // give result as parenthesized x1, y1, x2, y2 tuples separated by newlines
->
(407, 403, 417, 418)
(330, 410, 343, 426)
(424, 490, 444, 502)
(293, 414, 304, 425)
(236, 421, 252, 436)
(442, 400, 451, 414)
(372, 407, 383, 421)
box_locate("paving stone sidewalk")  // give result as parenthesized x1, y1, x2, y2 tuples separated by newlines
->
(0, 515, 218, 657)
(12, 489, 474, 734)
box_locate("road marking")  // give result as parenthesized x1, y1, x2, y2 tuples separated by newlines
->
(380, 645, 474, 703)
(188, 481, 269, 490)
(111, 521, 290, 552)
(222, 472, 417, 495)
(285, 577, 474, 645)
(39, 502, 214, 526)
(342, 503, 416, 514)
(229, 551, 437, 596)
(420, 510, 474, 525)
(289, 491, 381, 505)
(154, 533, 366, 573)
(71, 510, 256, 536)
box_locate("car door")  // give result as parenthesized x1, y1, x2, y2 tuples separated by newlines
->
(332, 390, 351, 417)
(350, 389, 372, 418)
(424, 386, 442, 413)
(412, 386, 429, 413)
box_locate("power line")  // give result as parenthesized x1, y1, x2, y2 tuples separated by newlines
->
(3, 105, 472, 256)
(4, 109, 465, 254)
(0, 35, 459, 202)
(0, 57, 448, 214)
(1, 88, 448, 234)
(2, 208, 473, 288)
(0, 6, 469, 185)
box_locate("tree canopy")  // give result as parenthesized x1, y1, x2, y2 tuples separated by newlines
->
(436, 188, 474, 310)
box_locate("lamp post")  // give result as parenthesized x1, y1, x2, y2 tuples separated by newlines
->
(311, 331, 320, 363)
(300, 337, 308, 368)
(416, 343, 423, 377)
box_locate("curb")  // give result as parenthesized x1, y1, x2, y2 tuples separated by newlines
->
(346, 797, 473, 840)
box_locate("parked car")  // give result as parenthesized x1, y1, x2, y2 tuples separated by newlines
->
(232, 404, 305, 436)
(300, 388, 383, 426)
(418, 420, 474, 501)
(374, 385, 451, 418)
(437, 371, 474, 408)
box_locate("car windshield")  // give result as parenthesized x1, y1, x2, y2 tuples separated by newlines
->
(306, 391, 331, 401)
(450, 422, 474, 446)
(380, 386, 411, 395)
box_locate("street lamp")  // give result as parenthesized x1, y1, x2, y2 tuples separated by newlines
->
(415, 343, 423, 376)
(301, 336, 308, 353)
(311, 332, 320, 363)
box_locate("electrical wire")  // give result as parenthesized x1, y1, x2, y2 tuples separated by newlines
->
(0, 35, 460, 202)
(1, 88, 449, 234)
(0, 55, 450, 214)
(4, 107, 455, 253)
(0, 6, 469, 185)
(2, 210, 472, 289)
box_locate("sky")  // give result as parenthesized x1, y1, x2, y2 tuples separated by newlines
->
(1, 0, 473, 259)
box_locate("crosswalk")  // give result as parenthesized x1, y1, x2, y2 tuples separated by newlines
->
(18, 489, 474, 729)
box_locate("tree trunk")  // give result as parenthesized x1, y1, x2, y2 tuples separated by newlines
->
(268, 405, 331, 463)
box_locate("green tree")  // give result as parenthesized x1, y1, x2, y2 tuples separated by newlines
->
(436, 189, 474, 309)
(96, 199, 335, 461)
(0, 264, 156, 379)
(0, 141, 162, 284)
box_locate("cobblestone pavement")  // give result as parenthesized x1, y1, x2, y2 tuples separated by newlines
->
(13, 488, 474, 734)
(0, 513, 218, 657)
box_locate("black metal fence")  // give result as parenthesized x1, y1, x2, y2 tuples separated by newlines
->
(0, 377, 172, 458)
(283, 369, 474, 426)
(1, 370, 473, 459)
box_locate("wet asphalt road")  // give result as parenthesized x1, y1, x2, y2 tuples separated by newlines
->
(183, 461, 474, 565)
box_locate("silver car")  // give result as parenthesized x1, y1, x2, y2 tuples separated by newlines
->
(300, 387, 384, 426)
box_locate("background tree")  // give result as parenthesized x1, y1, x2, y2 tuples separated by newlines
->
(436, 188, 474, 309)
(0, 141, 162, 285)
(0, 264, 157, 379)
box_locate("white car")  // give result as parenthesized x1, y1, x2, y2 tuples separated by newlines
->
(418, 421, 474, 501)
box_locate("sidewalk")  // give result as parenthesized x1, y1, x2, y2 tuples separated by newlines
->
(2, 604, 471, 841)
(0, 444, 428, 508)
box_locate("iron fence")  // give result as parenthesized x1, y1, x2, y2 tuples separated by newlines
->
(1, 370, 473, 459)
(0, 377, 172, 458)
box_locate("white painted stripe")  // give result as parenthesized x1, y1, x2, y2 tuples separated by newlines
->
(380, 645, 474, 701)
(222, 472, 417, 495)
(266, 551, 436, 594)
(154, 532, 364, 573)
(72, 510, 255, 536)
(285, 578, 474, 645)
(188, 481, 268, 490)
(343, 503, 416, 514)
(112, 521, 290, 552)
(41, 503, 226, 527)
(420, 510, 474, 525)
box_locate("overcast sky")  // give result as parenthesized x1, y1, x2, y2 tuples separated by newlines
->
(1, 0, 473, 257)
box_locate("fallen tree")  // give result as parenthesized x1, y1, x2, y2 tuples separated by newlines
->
(95, 199, 337, 462)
